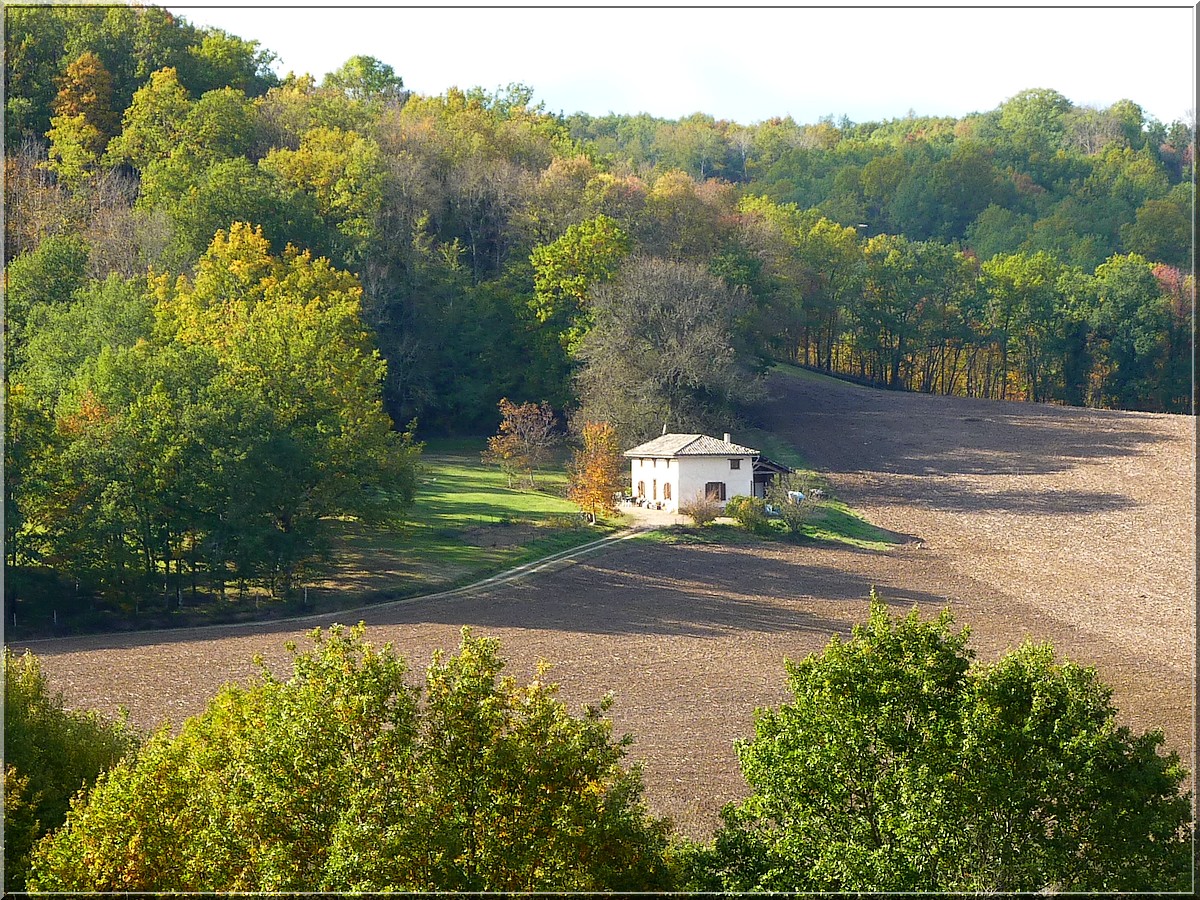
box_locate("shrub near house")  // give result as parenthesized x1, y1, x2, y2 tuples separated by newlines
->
(725, 495, 769, 533)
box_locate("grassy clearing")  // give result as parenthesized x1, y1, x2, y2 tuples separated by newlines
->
(775, 502, 902, 551)
(769, 360, 874, 390)
(637, 523, 756, 547)
(714, 426, 902, 552)
(642, 513, 901, 553)
(318, 441, 616, 604)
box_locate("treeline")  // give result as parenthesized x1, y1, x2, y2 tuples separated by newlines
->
(6, 8, 1193, 430)
(565, 98, 1193, 271)
(6, 224, 421, 613)
(6, 608, 1194, 892)
(735, 202, 1192, 410)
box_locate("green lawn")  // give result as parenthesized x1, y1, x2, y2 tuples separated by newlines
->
(780, 500, 902, 551)
(734, 426, 902, 552)
(329, 427, 895, 601)
(318, 443, 618, 604)
(769, 360, 872, 388)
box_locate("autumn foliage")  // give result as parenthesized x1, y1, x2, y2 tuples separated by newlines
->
(26, 627, 672, 892)
(567, 421, 624, 523)
(482, 398, 560, 489)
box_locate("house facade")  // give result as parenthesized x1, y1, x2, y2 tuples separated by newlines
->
(623, 433, 759, 513)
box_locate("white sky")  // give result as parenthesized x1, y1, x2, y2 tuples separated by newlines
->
(169, 4, 1196, 127)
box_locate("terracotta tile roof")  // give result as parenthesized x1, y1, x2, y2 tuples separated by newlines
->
(623, 433, 759, 458)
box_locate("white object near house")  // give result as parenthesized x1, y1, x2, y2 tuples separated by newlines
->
(623, 432, 761, 514)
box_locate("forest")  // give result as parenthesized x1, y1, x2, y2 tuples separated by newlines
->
(3, 5, 1195, 611)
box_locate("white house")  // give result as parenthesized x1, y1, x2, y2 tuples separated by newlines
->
(623, 432, 780, 514)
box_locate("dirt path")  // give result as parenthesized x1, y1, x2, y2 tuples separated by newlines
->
(12, 371, 1195, 840)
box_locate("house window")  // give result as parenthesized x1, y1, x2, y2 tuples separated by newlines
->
(705, 481, 726, 501)
(637, 481, 645, 498)
(663, 482, 672, 500)
(730, 459, 741, 470)
(652, 479, 658, 500)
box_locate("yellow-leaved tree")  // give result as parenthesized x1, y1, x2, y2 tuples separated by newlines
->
(26, 628, 673, 892)
(567, 421, 623, 523)
(148, 222, 421, 596)
(12, 221, 421, 607)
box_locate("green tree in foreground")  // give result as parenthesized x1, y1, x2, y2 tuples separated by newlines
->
(27, 626, 672, 892)
(4, 649, 137, 892)
(691, 597, 1192, 892)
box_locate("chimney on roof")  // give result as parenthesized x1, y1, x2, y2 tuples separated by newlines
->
(723, 432, 731, 443)
(662, 423, 668, 435)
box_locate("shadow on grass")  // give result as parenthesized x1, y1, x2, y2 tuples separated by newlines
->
(794, 503, 916, 548)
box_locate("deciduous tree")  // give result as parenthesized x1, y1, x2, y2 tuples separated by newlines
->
(575, 256, 759, 444)
(51, 51, 119, 148)
(982, 250, 1063, 401)
(567, 421, 623, 523)
(530, 214, 630, 351)
(27, 627, 672, 892)
(1089, 252, 1172, 409)
(260, 126, 386, 265)
(11, 225, 421, 605)
(321, 55, 405, 104)
(4, 650, 136, 891)
(102, 67, 190, 172)
(482, 397, 560, 489)
(693, 598, 1192, 892)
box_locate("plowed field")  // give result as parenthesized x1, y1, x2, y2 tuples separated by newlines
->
(13, 369, 1195, 839)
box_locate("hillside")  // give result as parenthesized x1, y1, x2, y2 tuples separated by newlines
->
(16, 371, 1194, 838)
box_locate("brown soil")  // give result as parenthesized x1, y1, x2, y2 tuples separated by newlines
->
(12, 371, 1195, 840)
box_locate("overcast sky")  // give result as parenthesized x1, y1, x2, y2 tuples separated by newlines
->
(169, 4, 1196, 127)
